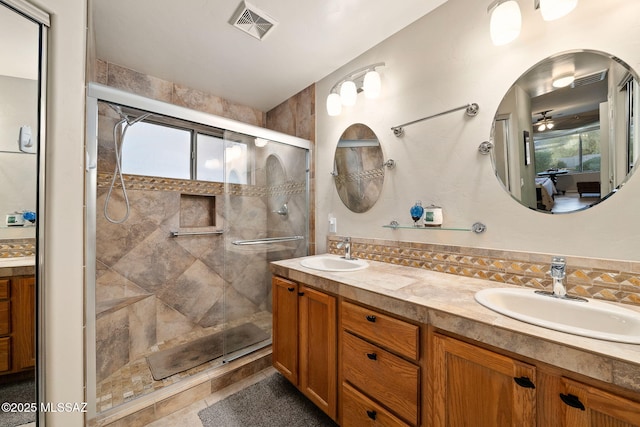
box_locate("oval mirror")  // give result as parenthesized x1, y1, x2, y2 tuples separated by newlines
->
(333, 123, 385, 213)
(491, 50, 639, 213)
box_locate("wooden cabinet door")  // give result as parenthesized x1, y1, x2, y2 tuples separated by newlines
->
(272, 276, 298, 384)
(13, 276, 35, 370)
(299, 285, 337, 419)
(560, 377, 640, 427)
(431, 333, 536, 427)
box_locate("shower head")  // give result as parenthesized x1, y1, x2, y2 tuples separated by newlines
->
(107, 103, 153, 126)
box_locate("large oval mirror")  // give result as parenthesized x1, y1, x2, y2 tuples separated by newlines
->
(491, 50, 639, 213)
(333, 123, 385, 213)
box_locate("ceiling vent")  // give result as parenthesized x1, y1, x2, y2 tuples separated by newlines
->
(230, 1, 278, 41)
(571, 70, 608, 88)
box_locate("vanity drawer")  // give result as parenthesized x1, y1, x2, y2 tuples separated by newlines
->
(0, 337, 10, 372)
(0, 300, 9, 335)
(0, 279, 9, 300)
(342, 382, 410, 427)
(342, 331, 419, 425)
(341, 300, 419, 360)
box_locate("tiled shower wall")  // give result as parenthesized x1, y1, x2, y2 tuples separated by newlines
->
(328, 235, 640, 307)
(93, 61, 309, 383)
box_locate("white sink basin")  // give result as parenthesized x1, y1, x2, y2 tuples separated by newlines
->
(300, 255, 369, 272)
(475, 288, 640, 344)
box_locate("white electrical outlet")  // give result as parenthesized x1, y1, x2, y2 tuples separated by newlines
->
(328, 215, 337, 233)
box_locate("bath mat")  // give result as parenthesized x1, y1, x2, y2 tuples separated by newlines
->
(198, 372, 338, 427)
(146, 323, 269, 381)
(0, 378, 36, 427)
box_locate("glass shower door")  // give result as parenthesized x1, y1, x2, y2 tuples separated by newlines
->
(221, 130, 308, 360)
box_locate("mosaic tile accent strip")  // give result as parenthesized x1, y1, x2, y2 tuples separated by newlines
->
(97, 173, 305, 198)
(327, 236, 640, 307)
(333, 167, 385, 185)
(0, 239, 36, 258)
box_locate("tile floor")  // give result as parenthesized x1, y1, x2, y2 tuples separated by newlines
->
(146, 366, 277, 427)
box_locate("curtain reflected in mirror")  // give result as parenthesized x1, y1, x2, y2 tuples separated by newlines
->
(333, 123, 385, 213)
(491, 50, 640, 214)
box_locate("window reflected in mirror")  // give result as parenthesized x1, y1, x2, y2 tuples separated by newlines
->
(491, 50, 639, 214)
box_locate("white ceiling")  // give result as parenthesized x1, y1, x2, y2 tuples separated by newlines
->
(91, 0, 448, 112)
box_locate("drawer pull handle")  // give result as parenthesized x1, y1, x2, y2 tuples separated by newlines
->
(366, 352, 377, 360)
(366, 410, 377, 420)
(297, 292, 305, 296)
(287, 287, 295, 292)
(513, 376, 536, 389)
(366, 315, 377, 322)
(559, 393, 585, 411)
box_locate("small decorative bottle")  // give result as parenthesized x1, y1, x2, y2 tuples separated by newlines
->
(410, 201, 424, 227)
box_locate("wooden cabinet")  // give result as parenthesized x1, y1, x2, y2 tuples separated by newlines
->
(0, 275, 36, 375)
(341, 300, 421, 426)
(272, 276, 337, 419)
(430, 333, 536, 427)
(558, 377, 640, 426)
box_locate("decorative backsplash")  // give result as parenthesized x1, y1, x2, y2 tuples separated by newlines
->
(327, 235, 640, 307)
(0, 238, 36, 258)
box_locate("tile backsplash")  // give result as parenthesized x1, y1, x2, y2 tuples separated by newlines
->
(328, 235, 640, 307)
(0, 238, 35, 258)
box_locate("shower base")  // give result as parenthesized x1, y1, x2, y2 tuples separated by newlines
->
(95, 310, 272, 413)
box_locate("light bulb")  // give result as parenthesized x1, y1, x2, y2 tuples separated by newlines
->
(254, 138, 268, 147)
(363, 70, 381, 99)
(489, 1, 522, 46)
(546, 122, 554, 130)
(340, 80, 357, 106)
(539, 0, 578, 21)
(552, 74, 575, 88)
(326, 93, 342, 116)
(538, 123, 546, 132)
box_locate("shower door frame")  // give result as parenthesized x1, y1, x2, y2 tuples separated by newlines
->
(84, 82, 311, 418)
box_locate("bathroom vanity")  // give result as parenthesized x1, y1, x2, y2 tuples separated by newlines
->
(0, 271, 35, 376)
(271, 256, 640, 426)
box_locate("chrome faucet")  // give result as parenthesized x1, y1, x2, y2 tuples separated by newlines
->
(536, 256, 587, 302)
(550, 256, 567, 297)
(336, 237, 354, 260)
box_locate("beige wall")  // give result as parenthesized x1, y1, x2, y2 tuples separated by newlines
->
(316, 0, 640, 261)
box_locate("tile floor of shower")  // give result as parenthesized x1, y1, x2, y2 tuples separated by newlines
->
(96, 310, 272, 412)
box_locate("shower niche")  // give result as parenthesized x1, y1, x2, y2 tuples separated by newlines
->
(85, 84, 310, 417)
(179, 194, 217, 228)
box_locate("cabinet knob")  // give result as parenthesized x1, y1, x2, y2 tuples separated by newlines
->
(297, 292, 305, 296)
(366, 315, 377, 322)
(287, 287, 295, 292)
(513, 376, 536, 389)
(366, 352, 377, 361)
(559, 393, 585, 411)
(366, 410, 377, 420)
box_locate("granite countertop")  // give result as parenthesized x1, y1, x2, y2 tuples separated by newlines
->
(271, 254, 640, 393)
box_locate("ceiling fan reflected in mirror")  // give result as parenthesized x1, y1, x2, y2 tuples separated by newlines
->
(536, 110, 554, 132)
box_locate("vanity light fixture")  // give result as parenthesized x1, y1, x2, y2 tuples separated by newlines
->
(488, 0, 522, 46)
(254, 137, 269, 147)
(538, 0, 578, 21)
(489, 0, 579, 46)
(326, 62, 385, 116)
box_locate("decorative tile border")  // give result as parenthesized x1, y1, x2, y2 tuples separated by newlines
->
(97, 173, 306, 197)
(0, 239, 36, 258)
(327, 235, 640, 307)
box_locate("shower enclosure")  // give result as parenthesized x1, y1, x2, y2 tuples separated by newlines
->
(85, 84, 309, 416)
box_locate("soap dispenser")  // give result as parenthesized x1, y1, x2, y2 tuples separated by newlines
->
(410, 201, 424, 227)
